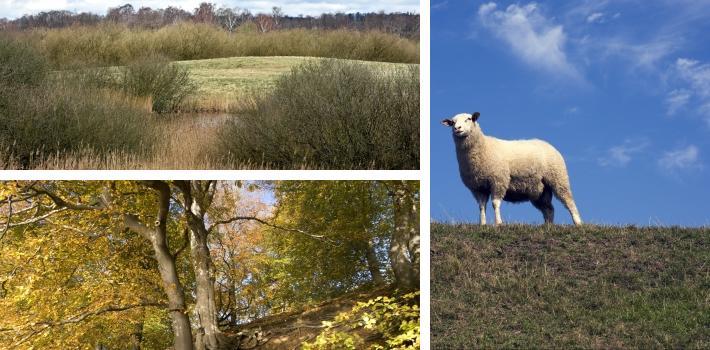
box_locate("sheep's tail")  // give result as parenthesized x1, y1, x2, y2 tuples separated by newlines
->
(549, 170, 583, 226)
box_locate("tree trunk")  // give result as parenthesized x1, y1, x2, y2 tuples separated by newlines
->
(189, 224, 224, 350)
(177, 181, 226, 350)
(389, 181, 419, 290)
(151, 227, 194, 350)
(125, 181, 194, 350)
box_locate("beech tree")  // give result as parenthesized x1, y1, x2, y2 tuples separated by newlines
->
(0, 180, 419, 349)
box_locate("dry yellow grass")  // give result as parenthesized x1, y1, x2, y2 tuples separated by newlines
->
(0, 113, 322, 170)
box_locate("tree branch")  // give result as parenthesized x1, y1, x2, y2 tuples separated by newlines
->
(209, 216, 334, 244)
(28, 185, 106, 211)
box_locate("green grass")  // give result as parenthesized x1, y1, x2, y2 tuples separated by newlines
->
(431, 223, 709, 349)
(174, 56, 415, 98)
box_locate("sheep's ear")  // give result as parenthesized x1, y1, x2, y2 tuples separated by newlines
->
(472, 112, 480, 122)
(441, 119, 454, 127)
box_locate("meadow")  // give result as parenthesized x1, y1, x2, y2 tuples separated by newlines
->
(431, 223, 709, 349)
(0, 23, 420, 170)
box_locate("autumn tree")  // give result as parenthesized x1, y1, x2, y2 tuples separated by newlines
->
(0, 181, 420, 349)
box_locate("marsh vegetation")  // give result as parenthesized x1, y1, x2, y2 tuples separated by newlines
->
(0, 19, 419, 169)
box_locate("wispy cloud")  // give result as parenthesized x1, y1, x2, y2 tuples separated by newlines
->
(665, 89, 691, 115)
(431, 1, 448, 11)
(658, 145, 701, 171)
(598, 138, 650, 167)
(586, 12, 604, 23)
(477, 2, 580, 80)
(675, 58, 710, 98)
(667, 58, 710, 124)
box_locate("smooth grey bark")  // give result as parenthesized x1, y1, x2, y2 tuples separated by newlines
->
(175, 181, 226, 350)
(389, 181, 419, 290)
(125, 181, 194, 350)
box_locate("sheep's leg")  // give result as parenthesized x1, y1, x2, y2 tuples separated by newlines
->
(532, 199, 554, 224)
(553, 185, 582, 226)
(473, 192, 488, 225)
(492, 198, 503, 225)
(532, 187, 554, 224)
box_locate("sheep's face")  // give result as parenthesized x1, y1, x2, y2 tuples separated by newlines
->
(442, 112, 481, 138)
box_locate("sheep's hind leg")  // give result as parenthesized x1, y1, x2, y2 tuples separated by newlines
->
(473, 192, 488, 225)
(552, 184, 582, 226)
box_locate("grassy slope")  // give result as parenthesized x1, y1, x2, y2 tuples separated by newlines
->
(431, 223, 709, 349)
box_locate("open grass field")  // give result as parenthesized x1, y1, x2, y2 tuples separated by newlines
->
(431, 223, 709, 349)
(173, 56, 414, 112)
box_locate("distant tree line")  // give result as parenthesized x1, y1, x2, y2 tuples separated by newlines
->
(0, 2, 419, 39)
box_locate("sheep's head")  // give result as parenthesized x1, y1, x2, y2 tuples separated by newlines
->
(441, 112, 480, 138)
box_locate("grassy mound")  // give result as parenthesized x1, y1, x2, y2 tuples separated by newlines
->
(431, 223, 709, 349)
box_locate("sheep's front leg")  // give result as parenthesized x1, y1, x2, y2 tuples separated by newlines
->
(473, 192, 488, 225)
(492, 198, 503, 225)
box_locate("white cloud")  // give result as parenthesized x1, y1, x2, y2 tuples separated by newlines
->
(668, 58, 710, 123)
(477, 2, 580, 80)
(658, 145, 701, 171)
(675, 58, 710, 98)
(586, 12, 604, 23)
(593, 37, 679, 70)
(431, 1, 448, 11)
(665, 89, 691, 115)
(598, 138, 650, 167)
(0, 0, 419, 18)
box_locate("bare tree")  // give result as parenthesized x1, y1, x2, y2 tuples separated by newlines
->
(194, 2, 216, 24)
(215, 7, 247, 32)
(271, 6, 283, 28)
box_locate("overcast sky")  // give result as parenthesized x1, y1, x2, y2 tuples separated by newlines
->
(0, 0, 419, 19)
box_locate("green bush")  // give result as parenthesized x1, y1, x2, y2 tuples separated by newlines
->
(120, 58, 196, 113)
(0, 37, 48, 89)
(217, 60, 419, 169)
(0, 84, 153, 168)
(303, 292, 420, 350)
(0, 40, 153, 168)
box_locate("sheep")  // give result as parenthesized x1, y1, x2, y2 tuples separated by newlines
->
(441, 112, 582, 226)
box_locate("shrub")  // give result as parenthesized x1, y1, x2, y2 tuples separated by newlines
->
(0, 36, 48, 89)
(120, 58, 196, 113)
(0, 42, 153, 168)
(17, 23, 419, 69)
(217, 60, 419, 169)
(0, 84, 153, 168)
(303, 292, 420, 350)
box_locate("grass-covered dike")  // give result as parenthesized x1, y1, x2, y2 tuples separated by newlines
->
(431, 223, 709, 349)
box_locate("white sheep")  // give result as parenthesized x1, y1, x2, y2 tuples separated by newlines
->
(441, 112, 582, 226)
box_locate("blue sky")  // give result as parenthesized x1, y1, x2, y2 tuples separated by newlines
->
(431, 0, 710, 226)
(0, 0, 418, 19)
